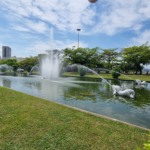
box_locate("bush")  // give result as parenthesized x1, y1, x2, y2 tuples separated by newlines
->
(0, 66, 7, 72)
(112, 70, 120, 79)
(78, 67, 86, 77)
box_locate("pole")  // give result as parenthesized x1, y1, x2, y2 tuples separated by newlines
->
(77, 29, 81, 48)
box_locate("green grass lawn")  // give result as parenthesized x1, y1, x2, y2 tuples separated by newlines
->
(0, 87, 148, 150)
(63, 72, 150, 81)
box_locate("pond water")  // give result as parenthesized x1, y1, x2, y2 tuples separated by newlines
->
(0, 76, 150, 129)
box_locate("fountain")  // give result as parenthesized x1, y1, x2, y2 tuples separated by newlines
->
(29, 65, 39, 76)
(135, 79, 147, 86)
(0, 64, 12, 75)
(0, 73, 150, 128)
(29, 28, 63, 80)
(68, 64, 136, 98)
(40, 50, 62, 79)
(0, 61, 150, 128)
(86, 67, 135, 98)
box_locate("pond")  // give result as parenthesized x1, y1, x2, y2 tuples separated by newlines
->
(0, 75, 150, 129)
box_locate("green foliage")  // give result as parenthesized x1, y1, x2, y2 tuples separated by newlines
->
(0, 59, 19, 73)
(101, 48, 119, 69)
(19, 56, 39, 72)
(0, 66, 7, 72)
(0, 59, 5, 65)
(119, 61, 134, 74)
(78, 66, 87, 77)
(63, 47, 102, 68)
(111, 68, 121, 79)
(13, 65, 18, 72)
(112, 71, 120, 79)
(122, 43, 150, 74)
(27, 66, 32, 72)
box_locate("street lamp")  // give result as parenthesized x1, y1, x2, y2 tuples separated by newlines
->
(77, 28, 81, 48)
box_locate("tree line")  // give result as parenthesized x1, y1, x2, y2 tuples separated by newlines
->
(63, 43, 150, 75)
(0, 43, 150, 75)
(0, 56, 39, 73)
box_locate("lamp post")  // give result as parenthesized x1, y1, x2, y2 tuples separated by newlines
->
(77, 28, 81, 48)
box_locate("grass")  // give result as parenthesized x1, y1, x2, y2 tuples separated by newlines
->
(0, 87, 148, 150)
(63, 72, 150, 81)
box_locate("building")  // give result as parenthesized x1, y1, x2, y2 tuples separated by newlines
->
(2, 46, 11, 59)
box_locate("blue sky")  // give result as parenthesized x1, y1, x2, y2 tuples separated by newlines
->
(0, 0, 150, 57)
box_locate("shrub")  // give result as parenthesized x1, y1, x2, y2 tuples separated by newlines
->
(112, 70, 120, 79)
(78, 67, 86, 77)
(0, 66, 7, 72)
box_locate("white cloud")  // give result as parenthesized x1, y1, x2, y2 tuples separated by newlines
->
(1, 0, 150, 35)
(15, 39, 88, 57)
(0, 0, 150, 57)
(12, 25, 31, 32)
(24, 20, 49, 33)
(91, 0, 150, 35)
(0, 0, 95, 33)
(132, 30, 150, 45)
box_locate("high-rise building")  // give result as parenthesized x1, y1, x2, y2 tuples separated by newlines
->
(2, 46, 11, 59)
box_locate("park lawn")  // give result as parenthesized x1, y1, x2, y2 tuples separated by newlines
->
(0, 87, 148, 150)
(63, 72, 150, 81)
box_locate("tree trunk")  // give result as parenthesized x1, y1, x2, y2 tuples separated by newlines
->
(135, 63, 142, 75)
(139, 67, 142, 75)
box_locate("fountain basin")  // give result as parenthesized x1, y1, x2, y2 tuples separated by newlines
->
(0, 75, 150, 129)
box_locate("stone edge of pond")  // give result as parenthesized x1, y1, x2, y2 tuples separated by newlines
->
(58, 102, 149, 131)
(63, 75, 150, 83)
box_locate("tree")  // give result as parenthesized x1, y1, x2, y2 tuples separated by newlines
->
(0, 59, 18, 73)
(122, 43, 150, 75)
(63, 47, 101, 68)
(101, 49, 119, 70)
(19, 57, 39, 72)
(0, 59, 18, 66)
(63, 47, 88, 65)
(119, 61, 134, 74)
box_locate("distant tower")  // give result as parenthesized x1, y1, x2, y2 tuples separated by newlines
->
(2, 46, 11, 59)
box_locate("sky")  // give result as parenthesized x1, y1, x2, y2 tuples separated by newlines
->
(0, 0, 150, 58)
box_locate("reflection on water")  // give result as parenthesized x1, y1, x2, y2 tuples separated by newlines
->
(0, 76, 150, 129)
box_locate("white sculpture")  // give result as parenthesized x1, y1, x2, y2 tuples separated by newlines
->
(112, 85, 135, 98)
(135, 79, 147, 85)
(112, 85, 121, 95)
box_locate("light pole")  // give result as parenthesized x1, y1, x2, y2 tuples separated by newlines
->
(77, 28, 81, 48)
